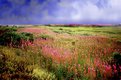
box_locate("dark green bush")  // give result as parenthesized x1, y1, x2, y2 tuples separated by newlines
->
(20, 32, 34, 42)
(39, 34, 53, 40)
(0, 32, 21, 46)
(0, 27, 34, 47)
(0, 26, 17, 35)
(109, 52, 121, 80)
(112, 52, 121, 65)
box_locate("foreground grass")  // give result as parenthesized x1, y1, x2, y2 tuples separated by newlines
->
(0, 46, 57, 80)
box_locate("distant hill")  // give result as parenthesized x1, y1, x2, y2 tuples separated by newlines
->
(44, 24, 112, 27)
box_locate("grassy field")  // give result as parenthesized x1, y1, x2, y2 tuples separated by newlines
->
(0, 26, 121, 80)
(47, 26, 121, 40)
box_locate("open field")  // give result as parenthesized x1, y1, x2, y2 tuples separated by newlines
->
(0, 26, 121, 80)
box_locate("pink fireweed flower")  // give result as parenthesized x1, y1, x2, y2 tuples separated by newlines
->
(78, 64, 81, 67)
(114, 70, 117, 73)
(113, 64, 116, 70)
(102, 64, 112, 77)
(105, 65, 112, 71)
(119, 66, 121, 72)
(112, 64, 118, 74)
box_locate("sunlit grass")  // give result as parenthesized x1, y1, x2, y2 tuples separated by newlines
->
(45, 26, 121, 40)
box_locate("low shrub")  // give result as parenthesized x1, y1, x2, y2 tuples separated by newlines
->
(0, 27, 34, 47)
(0, 26, 17, 33)
(20, 32, 34, 42)
(109, 52, 121, 80)
(39, 34, 53, 40)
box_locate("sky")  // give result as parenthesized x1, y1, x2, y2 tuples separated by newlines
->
(0, 0, 121, 24)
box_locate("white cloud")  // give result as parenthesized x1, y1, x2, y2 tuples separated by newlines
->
(46, 0, 121, 24)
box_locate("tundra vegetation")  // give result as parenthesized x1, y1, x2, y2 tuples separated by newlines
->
(0, 25, 121, 80)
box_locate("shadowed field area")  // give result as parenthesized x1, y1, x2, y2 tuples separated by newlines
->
(0, 26, 121, 80)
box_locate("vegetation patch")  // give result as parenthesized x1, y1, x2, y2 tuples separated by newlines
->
(0, 26, 121, 80)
